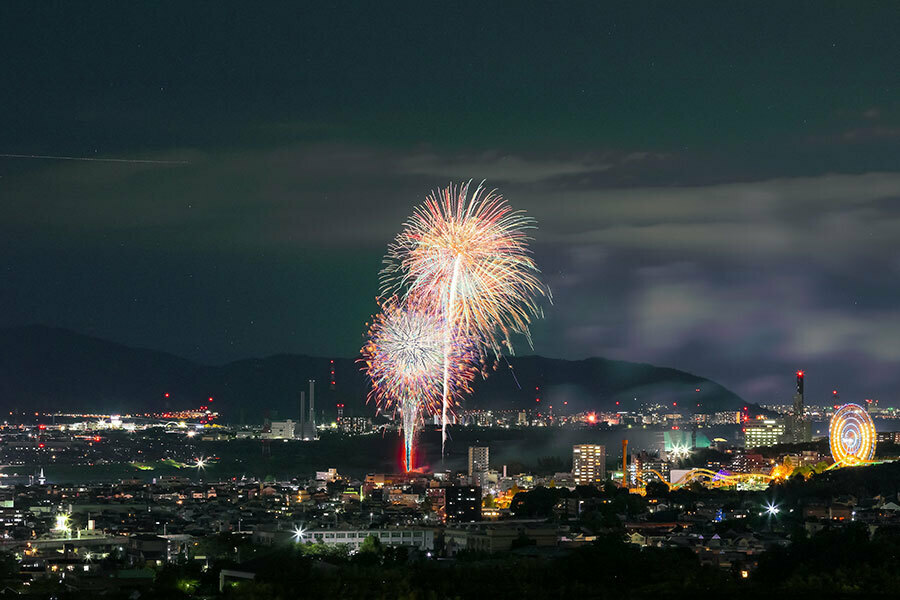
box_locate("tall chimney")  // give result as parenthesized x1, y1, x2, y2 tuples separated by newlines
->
(299, 392, 306, 439)
(622, 439, 629, 489)
(308, 379, 316, 437)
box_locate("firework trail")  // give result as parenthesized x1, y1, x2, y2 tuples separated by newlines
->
(381, 181, 548, 455)
(361, 297, 476, 471)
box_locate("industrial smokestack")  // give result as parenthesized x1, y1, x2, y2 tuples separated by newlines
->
(308, 379, 316, 438)
(299, 392, 306, 439)
(796, 370, 804, 396)
(622, 439, 629, 489)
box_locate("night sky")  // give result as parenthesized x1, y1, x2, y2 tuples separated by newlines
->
(2, 4, 899, 406)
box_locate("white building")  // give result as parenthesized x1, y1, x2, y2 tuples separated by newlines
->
(267, 420, 296, 439)
(300, 528, 434, 551)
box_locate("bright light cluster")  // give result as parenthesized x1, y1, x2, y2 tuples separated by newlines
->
(829, 403, 876, 466)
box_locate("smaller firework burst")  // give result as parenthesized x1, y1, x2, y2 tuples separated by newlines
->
(361, 297, 476, 471)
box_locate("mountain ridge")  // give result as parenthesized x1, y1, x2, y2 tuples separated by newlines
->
(0, 324, 749, 421)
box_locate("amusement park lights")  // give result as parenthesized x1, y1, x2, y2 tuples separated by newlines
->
(670, 444, 691, 460)
(829, 403, 877, 467)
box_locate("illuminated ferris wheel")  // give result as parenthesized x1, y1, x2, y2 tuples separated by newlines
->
(829, 403, 876, 466)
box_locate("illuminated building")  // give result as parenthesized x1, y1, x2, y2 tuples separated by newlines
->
(267, 420, 295, 439)
(445, 486, 481, 522)
(712, 411, 742, 425)
(339, 416, 372, 435)
(638, 458, 670, 483)
(744, 419, 786, 448)
(876, 431, 900, 445)
(729, 452, 769, 474)
(572, 444, 606, 486)
(468, 446, 489, 480)
(299, 528, 434, 550)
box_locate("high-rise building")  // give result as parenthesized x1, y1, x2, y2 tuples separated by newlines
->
(468, 446, 489, 479)
(638, 458, 670, 483)
(445, 486, 481, 522)
(744, 419, 786, 448)
(572, 444, 606, 486)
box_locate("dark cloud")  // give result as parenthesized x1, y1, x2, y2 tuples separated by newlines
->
(1, 3, 900, 406)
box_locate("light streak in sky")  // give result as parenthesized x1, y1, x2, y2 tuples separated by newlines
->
(0, 153, 189, 165)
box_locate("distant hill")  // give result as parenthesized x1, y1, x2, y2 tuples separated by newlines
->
(0, 325, 747, 421)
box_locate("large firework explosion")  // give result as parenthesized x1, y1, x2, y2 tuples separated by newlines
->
(381, 181, 548, 454)
(361, 297, 476, 471)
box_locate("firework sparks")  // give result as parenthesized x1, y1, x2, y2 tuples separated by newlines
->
(361, 298, 476, 471)
(381, 181, 548, 454)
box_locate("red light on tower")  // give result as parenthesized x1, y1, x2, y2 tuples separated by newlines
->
(164, 393, 170, 398)
(797, 371, 804, 377)
(208, 397, 213, 402)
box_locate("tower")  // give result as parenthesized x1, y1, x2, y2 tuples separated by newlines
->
(790, 370, 811, 443)
(307, 379, 317, 440)
(793, 370, 804, 417)
(298, 391, 306, 439)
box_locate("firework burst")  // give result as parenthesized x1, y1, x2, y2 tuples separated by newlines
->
(361, 297, 476, 471)
(381, 181, 548, 453)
